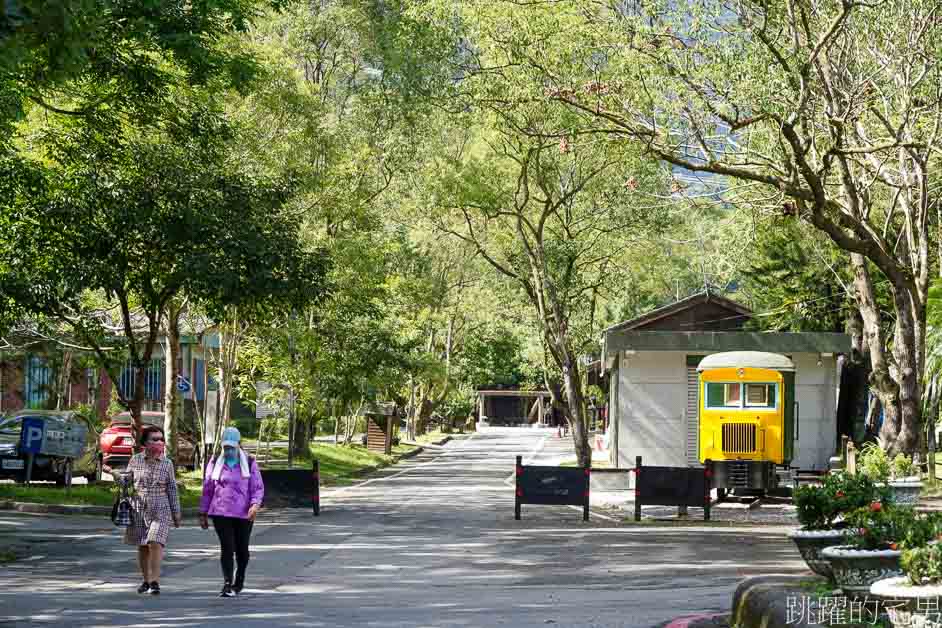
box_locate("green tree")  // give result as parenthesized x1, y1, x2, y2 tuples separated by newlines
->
(521, 0, 942, 455)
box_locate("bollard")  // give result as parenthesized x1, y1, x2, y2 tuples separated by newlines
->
(634, 455, 642, 522)
(515, 455, 522, 520)
(312, 458, 320, 516)
(583, 466, 590, 522)
(704, 459, 713, 522)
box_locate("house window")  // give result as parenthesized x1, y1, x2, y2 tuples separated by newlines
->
(745, 383, 776, 409)
(25, 356, 51, 409)
(117, 359, 165, 401)
(706, 382, 741, 409)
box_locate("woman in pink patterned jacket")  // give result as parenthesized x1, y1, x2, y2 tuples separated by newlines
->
(199, 427, 264, 597)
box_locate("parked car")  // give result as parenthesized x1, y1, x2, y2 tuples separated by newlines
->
(99, 411, 199, 472)
(0, 410, 100, 484)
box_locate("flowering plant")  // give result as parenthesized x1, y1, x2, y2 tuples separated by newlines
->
(794, 472, 888, 530)
(845, 504, 941, 551)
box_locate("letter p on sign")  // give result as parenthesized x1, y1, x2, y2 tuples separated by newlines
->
(20, 418, 45, 455)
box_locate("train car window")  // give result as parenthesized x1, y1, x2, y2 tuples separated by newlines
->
(706, 382, 741, 408)
(745, 383, 776, 408)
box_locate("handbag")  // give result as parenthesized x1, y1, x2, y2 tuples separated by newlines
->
(111, 469, 134, 528)
(111, 497, 133, 527)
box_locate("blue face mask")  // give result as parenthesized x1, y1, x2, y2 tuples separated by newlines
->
(223, 447, 238, 467)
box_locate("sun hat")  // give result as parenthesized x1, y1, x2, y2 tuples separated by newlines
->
(221, 426, 241, 448)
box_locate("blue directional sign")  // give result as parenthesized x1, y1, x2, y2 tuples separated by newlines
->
(20, 417, 46, 455)
(176, 375, 192, 393)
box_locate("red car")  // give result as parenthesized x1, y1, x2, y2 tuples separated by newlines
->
(99, 411, 200, 472)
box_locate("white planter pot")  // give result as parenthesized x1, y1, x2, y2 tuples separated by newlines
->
(871, 576, 942, 628)
(788, 528, 848, 580)
(887, 479, 923, 505)
(821, 545, 903, 598)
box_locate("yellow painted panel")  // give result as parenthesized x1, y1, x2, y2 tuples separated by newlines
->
(698, 367, 785, 464)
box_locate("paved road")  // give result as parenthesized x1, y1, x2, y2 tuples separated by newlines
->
(0, 427, 809, 627)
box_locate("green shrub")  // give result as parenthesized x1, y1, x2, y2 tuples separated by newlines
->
(231, 416, 260, 439)
(795, 472, 888, 530)
(891, 453, 920, 480)
(858, 442, 891, 483)
(845, 503, 924, 551)
(844, 506, 942, 552)
(858, 442, 920, 481)
(902, 543, 942, 586)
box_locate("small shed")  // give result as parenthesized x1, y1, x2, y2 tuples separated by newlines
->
(477, 389, 552, 426)
(602, 290, 850, 472)
(360, 402, 397, 455)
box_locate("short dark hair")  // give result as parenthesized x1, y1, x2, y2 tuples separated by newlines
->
(140, 425, 165, 446)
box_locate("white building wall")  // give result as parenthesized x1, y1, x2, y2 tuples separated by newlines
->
(792, 353, 838, 470)
(615, 351, 688, 468)
(615, 350, 838, 471)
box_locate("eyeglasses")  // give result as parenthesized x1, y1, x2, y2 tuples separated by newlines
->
(148, 437, 165, 443)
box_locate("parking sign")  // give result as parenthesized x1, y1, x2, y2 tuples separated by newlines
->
(20, 417, 45, 455)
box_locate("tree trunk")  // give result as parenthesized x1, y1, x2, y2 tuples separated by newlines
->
(291, 407, 309, 459)
(163, 302, 183, 463)
(55, 351, 72, 410)
(560, 355, 592, 467)
(845, 308, 872, 443)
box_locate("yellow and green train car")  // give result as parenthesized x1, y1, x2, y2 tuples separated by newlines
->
(697, 351, 796, 490)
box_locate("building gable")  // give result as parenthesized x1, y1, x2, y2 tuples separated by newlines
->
(607, 291, 753, 333)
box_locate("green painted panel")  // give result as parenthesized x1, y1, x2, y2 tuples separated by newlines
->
(783, 372, 795, 463)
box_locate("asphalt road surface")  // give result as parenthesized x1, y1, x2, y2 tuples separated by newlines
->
(0, 427, 809, 627)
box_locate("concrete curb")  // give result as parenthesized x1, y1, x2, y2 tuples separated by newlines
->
(0, 500, 202, 518)
(731, 575, 828, 628)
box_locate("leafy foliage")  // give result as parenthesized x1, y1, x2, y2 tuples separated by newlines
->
(902, 543, 942, 587)
(794, 472, 887, 531)
(844, 503, 935, 551)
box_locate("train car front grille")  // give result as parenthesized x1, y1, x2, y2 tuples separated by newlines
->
(722, 423, 757, 454)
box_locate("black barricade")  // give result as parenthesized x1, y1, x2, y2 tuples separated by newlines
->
(633, 455, 712, 521)
(260, 457, 321, 515)
(515, 455, 590, 521)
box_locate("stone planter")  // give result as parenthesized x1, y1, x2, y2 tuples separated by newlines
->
(788, 528, 848, 580)
(887, 478, 923, 506)
(822, 545, 902, 598)
(871, 576, 942, 628)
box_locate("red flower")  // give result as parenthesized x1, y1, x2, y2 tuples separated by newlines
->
(890, 542, 899, 551)
(870, 502, 882, 512)
(835, 491, 845, 498)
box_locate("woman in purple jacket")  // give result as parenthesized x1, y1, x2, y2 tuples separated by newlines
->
(199, 427, 264, 597)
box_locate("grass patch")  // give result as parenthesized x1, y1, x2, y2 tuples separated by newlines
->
(0, 549, 17, 563)
(413, 429, 452, 445)
(560, 458, 612, 469)
(0, 483, 201, 509)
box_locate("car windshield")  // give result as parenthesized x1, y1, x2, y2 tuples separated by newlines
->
(0, 417, 21, 434)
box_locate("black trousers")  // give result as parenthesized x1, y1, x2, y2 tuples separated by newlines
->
(211, 516, 253, 586)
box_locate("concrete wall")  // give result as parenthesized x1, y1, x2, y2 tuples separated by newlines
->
(615, 351, 689, 468)
(792, 353, 838, 470)
(613, 351, 839, 471)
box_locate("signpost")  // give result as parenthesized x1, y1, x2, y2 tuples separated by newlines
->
(18, 415, 88, 486)
(20, 417, 44, 485)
